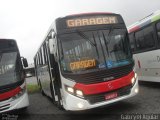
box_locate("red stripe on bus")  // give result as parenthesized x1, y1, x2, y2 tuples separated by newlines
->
(74, 71, 134, 95)
(0, 87, 21, 101)
(128, 26, 140, 33)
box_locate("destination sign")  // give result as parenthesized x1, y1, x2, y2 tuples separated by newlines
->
(66, 16, 118, 27)
(70, 59, 96, 70)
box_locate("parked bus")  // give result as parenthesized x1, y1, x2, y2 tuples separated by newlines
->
(128, 10, 160, 82)
(0, 39, 29, 113)
(34, 12, 138, 111)
(25, 64, 35, 78)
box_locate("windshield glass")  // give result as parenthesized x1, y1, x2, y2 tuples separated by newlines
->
(59, 29, 132, 74)
(0, 52, 21, 87)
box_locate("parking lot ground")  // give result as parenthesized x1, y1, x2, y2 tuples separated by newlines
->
(1, 81, 160, 120)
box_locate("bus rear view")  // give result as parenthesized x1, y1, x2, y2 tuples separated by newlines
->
(34, 13, 139, 111)
(0, 39, 29, 113)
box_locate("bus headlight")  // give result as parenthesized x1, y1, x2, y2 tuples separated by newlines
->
(12, 83, 26, 100)
(67, 87, 74, 93)
(65, 85, 84, 98)
(76, 90, 83, 97)
(135, 73, 137, 79)
(131, 77, 135, 84)
(12, 88, 25, 100)
(131, 72, 138, 84)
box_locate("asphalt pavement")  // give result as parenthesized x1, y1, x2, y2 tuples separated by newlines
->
(2, 78, 160, 120)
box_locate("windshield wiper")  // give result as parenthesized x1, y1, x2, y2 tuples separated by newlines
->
(75, 30, 96, 47)
(122, 32, 131, 56)
(75, 30, 100, 58)
(102, 32, 110, 57)
(108, 26, 113, 37)
(102, 26, 114, 57)
(92, 32, 99, 58)
(97, 31, 107, 65)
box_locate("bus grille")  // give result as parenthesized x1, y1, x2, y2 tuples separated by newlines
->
(85, 85, 132, 104)
(63, 63, 134, 84)
(0, 104, 10, 112)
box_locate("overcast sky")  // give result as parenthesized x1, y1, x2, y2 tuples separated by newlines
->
(0, 0, 160, 64)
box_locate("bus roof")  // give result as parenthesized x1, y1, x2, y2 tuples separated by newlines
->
(57, 12, 118, 21)
(0, 39, 18, 52)
(0, 39, 16, 41)
(64, 12, 113, 17)
(128, 10, 160, 33)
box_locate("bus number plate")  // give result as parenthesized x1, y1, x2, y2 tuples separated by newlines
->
(105, 92, 118, 100)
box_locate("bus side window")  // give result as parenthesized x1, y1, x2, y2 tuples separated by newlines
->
(156, 22, 160, 41)
(39, 49, 43, 65)
(135, 25, 155, 51)
(143, 26, 155, 48)
(41, 46, 45, 65)
(38, 52, 41, 65)
(129, 33, 136, 52)
(49, 32, 57, 56)
(135, 30, 144, 50)
(43, 43, 48, 64)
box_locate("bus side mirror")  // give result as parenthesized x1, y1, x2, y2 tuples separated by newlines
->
(22, 58, 28, 68)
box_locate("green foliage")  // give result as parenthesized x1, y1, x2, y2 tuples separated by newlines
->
(27, 84, 40, 93)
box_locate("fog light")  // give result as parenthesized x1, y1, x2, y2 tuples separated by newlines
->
(76, 90, 83, 97)
(67, 87, 74, 93)
(77, 103, 84, 109)
(131, 77, 135, 84)
(135, 88, 139, 93)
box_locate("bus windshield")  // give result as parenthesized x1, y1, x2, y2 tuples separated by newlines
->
(59, 29, 132, 73)
(0, 52, 21, 87)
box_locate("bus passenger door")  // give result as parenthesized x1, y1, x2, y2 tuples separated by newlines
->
(48, 34, 60, 103)
(43, 41, 53, 97)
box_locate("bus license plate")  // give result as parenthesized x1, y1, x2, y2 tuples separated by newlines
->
(105, 92, 118, 100)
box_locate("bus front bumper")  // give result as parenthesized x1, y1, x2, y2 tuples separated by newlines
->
(0, 92, 29, 113)
(64, 79, 138, 111)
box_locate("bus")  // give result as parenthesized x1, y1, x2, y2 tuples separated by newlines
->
(128, 10, 160, 82)
(34, 12, 138, 111)
(0, 39, 29, 113)
(25, 64, 35, 78)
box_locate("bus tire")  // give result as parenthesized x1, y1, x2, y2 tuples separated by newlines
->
(50, 81, 56, 103)
(50, 80, 63, 110)
(55, 82, 64, 110)
(57, 90, 64, 110)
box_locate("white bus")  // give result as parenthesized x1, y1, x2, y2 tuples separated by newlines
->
(0, 39, 29, 113)
(34, 12, 138, 111)
(128, 10, 160, 82)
